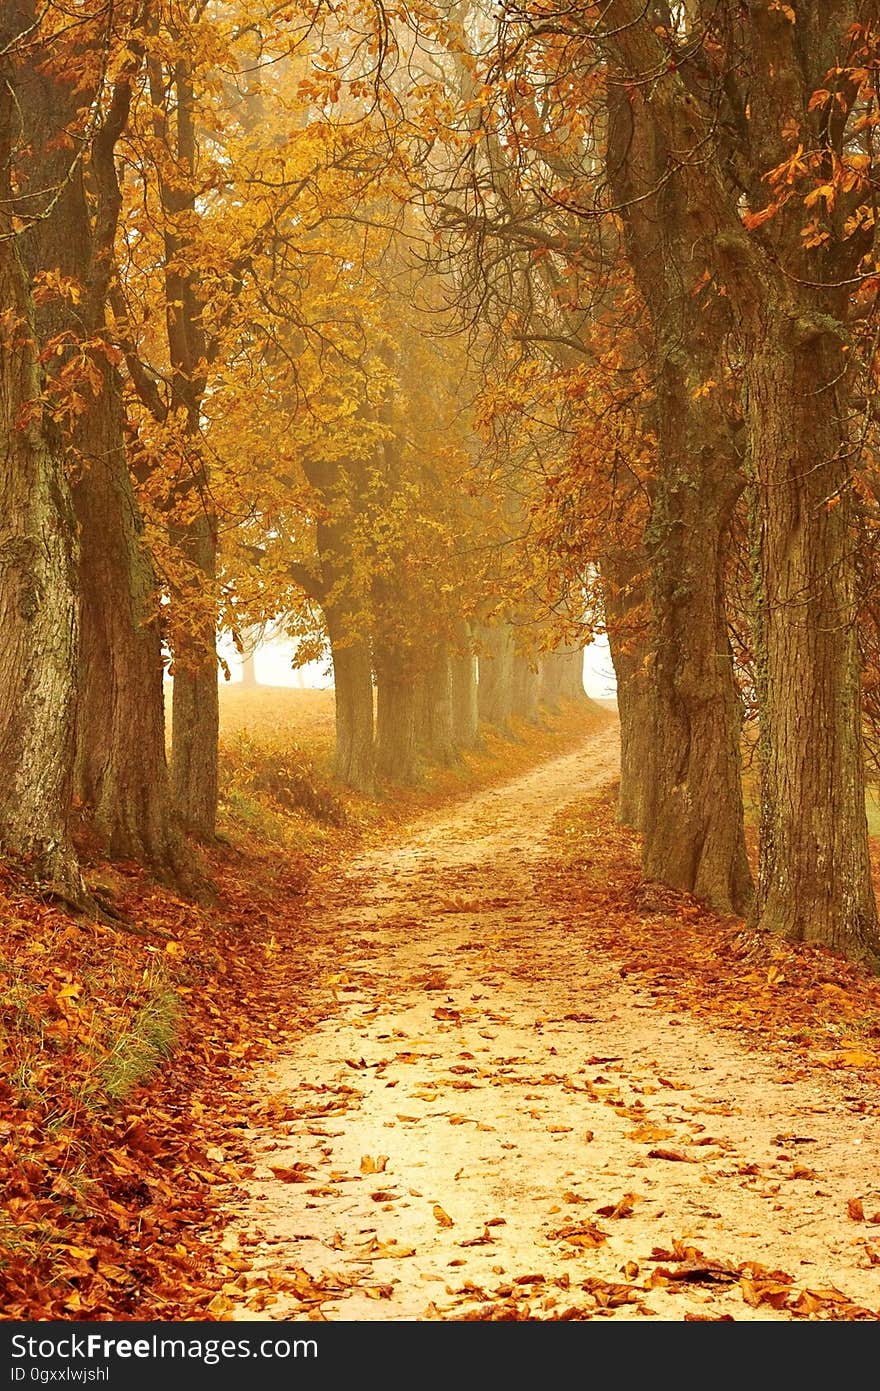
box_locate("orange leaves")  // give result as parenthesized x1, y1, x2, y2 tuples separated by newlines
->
(741, 203, 779, 232)
(550, 1221, 608, 1249)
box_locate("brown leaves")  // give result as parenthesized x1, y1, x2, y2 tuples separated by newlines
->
(647, 1147, 696, 1163)
(550, 1221, 608, 1249)
(595, 1192, 640, 1219)
(268, 1162, 313, 1183)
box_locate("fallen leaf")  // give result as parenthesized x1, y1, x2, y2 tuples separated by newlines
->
(360, 1154, 389, 1174)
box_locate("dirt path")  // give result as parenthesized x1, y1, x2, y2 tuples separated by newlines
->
(227, 724, 880, 1321)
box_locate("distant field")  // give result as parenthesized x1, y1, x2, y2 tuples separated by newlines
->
(164, 684, 337, 763)
(218, 685, 336, 763)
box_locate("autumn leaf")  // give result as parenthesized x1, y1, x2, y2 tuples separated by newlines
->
(360, 1154, 389, 1174)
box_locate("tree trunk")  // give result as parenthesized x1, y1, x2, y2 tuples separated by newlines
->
(638, 368, 752, 914)
(747, 316, 878, 956)
(328, 617, 374, 792)
(555, 646, 587, 704)
(511, 651, 541, 721)
(606, 81, 752, 915)
(74, 365, 181, 872)
(420, 650, 457, 764)
(539, 653, 563, 710)
(11, 8, 180, 877)
(0, 76, 80, 894)
(171, 516, 219, 839)
(604, 564, 651, 830)
(239, 645, 255, 689)
(375, 658, 419, 784)
(478, 621, 515, 726)
(450, 630, 479, 749)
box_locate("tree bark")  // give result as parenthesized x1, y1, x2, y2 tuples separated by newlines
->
(478, 621, 515, 726)
(606, 80, 752, 915)
(375, 656, 419, 784)
(638, 367, 752, 913)
(73, 366, 181, 870)
(746, 315, 878, 955)
(0, 72, 80, 894)
(170, 515, 219, 838)
(597, 0, 878, 951)
(419, 650, 457, 764)
(11, 9, 181, 875)
(603, 561, 651, 830)
(450, 628, 479, 749)
(511, 650, 541, 722)
(328, 612, 374, 792)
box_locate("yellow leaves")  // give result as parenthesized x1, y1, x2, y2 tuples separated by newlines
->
(691, 379, 717, 400)
(628, 1122, 675, 1144)
(804, 183, 836, 209)
(31, 271, 82, 307)
(837, 1049, 878, 1067)
(360, 1154, 389, 1174)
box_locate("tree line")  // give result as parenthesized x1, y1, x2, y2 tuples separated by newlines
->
(0, 0, 591, 903)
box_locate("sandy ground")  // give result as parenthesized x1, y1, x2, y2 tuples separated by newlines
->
(226, 724, 880, 1320)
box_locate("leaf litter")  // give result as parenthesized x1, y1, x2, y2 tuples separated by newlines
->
(5, 718, 880, 1320)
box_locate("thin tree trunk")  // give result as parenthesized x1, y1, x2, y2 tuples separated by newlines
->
(0, 74, 80, 894)
(240, 647, 258, 689)
(147, 53, 220, 839)
(555, 646, 587, 704)
(450, 627, 479, 749)
(604, 573, 651, 831)
(170, 516, 219, 838)
(539, 654, 563, 710)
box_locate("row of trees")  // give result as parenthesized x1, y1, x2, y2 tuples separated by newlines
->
(0, 0, 592, 900)
(6, 0, 878, 965)
(402, 0, 880, 961)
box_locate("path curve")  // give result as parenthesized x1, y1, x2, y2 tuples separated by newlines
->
(227, 724, 880, 1321)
